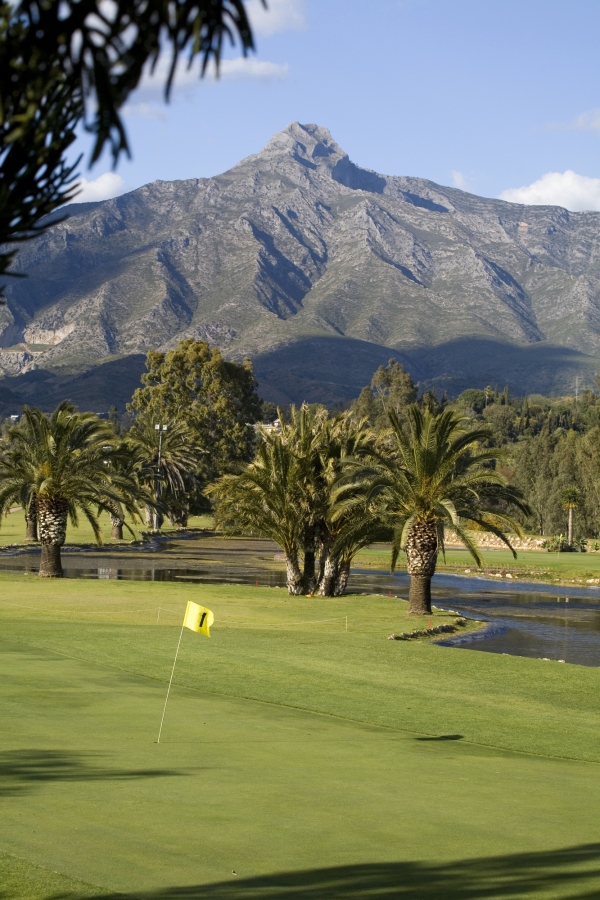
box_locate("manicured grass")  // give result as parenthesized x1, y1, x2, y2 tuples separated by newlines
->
(2, 575, 600, 898)
(0, 510, 213, 546)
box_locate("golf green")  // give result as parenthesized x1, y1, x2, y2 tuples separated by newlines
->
(2, 575, 600, 898)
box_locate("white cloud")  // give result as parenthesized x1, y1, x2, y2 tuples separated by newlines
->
(499, 170, 600, 212)
(120, 49, 289, 122)
(70, 173, 125, 203)
(245, 0, 306, 37)
(550, 108, 600, 135)
(130, 53, 288, 107)
(452, 170, 468, 190)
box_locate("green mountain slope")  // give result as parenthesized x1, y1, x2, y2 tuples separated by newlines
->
(2, 121, 600, 409)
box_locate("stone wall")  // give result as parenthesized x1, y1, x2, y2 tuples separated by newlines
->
(445, 531, 545, 551)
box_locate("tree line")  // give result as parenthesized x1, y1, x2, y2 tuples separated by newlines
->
(7, 343, 599, 607)
(0, 339, 261, 577)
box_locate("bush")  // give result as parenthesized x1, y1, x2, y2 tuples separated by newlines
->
(541, 535, 587, 552)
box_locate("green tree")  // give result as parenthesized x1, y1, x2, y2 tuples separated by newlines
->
(512, 431, 556, 534)
(209, 432, 305, 594)
(0, 402, 142, 576)
(0, 0, 257, 285)
(127, 340, 262, 480)
(318, 415, 387, 595)
(210, 405, 382, 596)
(456, 389, 488, 415)
(351, 359, 417, 429)
(125, 417, 204, 529)
(342, 406, 529, 614)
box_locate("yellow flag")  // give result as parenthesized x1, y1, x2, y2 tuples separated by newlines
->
(182, 601, 214, 637)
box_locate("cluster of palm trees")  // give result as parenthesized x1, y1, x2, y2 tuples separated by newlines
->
(210, 404, 530, 613)
(0, 400, 529, 605)
(0, 402, 204, 577)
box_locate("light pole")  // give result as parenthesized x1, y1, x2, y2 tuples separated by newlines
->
(154, 424, 168, 531)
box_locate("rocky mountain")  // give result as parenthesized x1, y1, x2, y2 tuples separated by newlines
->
(2, 121, 600, 411)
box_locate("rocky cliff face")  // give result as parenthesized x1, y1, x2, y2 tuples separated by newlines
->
(4, 121, 600, 408)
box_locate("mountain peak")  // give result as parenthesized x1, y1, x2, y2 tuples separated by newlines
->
(6, 122, 600, 412)
(238, 121, 346, 169)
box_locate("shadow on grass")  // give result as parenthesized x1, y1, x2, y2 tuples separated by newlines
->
(416, 734, 464, 741)
(65, 845, 600, 899)
(0, 750, 184, 797)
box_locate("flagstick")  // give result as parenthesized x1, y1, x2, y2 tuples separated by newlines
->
(156, 623, 185, 744)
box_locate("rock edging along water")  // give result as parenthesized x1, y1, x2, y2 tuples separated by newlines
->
(388, 617, 469, 641)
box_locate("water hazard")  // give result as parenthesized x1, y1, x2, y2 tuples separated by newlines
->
(4, 550, 600, 668)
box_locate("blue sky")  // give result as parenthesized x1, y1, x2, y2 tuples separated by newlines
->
(74, 0, 600, 211)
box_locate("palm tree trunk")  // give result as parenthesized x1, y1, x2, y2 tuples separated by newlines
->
(37, 497, 68, 578)
(405, 520, 438, 614)
(302, 524, 317, 594)
(408, 575, 432, 615)
(303, 550, 316, 594)
(107, 502, 124, 540)
(568, 507, 574, 546)
(25, 515, 38, 542)
(25, 494, 38, 542)
(40, 543, 64, 577)
(333, 558, 350, 596)
(286, 552, 304, 595)
(168, 509, 189, 527)
(318, 551, 338, 597)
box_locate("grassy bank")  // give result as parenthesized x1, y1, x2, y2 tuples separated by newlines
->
(355, 544, 600, 588)
(2, 575, 600, 898)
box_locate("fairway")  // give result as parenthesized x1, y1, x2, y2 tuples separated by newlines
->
(2, 575, 600, 898)
(0, 510, 215, 547)
(355, 544, 600, 586)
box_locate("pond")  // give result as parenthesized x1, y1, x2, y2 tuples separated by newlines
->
(3, 549, 600, 668)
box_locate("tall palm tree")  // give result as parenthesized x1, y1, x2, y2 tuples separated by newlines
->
(125, 417, 205, 530)
(0, 403, 143, 577)
(315, 414, 384, 596)
(339, 406, 529, 614)
(209, 435, 305, 593)
(561, 488, 580, 547)
(281, 405, 330, 593)
(98, 440, 153, 540)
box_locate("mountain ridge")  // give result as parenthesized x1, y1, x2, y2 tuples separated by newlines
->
(2, 121, 600, 411)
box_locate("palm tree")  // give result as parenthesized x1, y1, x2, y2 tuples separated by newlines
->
(209, 434, 305, 593)
(561, 488, 580, 547)
(0, 403, 143, 577)
(210, 405, 330, 595)
(98, 440, 152, 540)
(339, 406, 529, 614)
(315, 414, 384, 596)
(209, 407, 382, 596)
(125, 417, 204, 530)
(282, 405, 330, 593)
